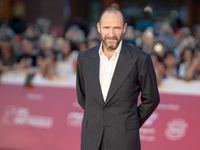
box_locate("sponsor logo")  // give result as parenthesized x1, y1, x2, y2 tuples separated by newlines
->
(140, 135, 155, 142)
(1, 106, 53, 129)
(27, 93, 43, 100)
(140, 112, 159, 142)
(143, 113, 159, 127)
(67, 112, 83, 127)
(157, 104, 180, 111)
(165, 118, 188, 141)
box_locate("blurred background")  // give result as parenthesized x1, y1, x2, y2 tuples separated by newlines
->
(0, 0, 200, 150)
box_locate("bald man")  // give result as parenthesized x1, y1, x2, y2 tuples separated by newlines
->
(76, 7, 160, 150)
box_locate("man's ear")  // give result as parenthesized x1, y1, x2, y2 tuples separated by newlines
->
(123, 23, 127, 34)
(97, 22, 100, 33)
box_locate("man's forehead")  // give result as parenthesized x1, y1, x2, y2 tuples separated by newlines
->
(100, 11, 123, 24)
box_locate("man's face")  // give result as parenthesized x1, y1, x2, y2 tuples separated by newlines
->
(97, 11, 127, 51)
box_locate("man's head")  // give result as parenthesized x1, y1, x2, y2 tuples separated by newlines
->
(97, 7, 127, 51)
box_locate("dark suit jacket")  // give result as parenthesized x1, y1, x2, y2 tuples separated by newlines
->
(76, 41, 160, 150)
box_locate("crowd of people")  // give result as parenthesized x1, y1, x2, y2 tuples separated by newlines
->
(0, 16, 200, 86)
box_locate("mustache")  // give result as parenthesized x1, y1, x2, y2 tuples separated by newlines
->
(105, 36, 118, 40)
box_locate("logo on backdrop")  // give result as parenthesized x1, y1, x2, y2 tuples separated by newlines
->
(67, 112, 83, 127)
(165, 118, 188, 141)
(140, 112, 159, 142)
(143, 113, 159, 127)
(1, 106, 54, 129)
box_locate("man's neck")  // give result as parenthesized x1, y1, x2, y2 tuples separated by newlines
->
(102, 45, 116, 60)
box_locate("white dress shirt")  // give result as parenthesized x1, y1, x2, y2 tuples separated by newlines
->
(99, 40, 122, 101)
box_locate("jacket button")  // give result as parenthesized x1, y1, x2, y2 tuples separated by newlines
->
(99, 124, 103, 128)
(104, 107, 107, 110)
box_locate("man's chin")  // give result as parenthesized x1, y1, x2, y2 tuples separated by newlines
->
(106, 46, 118, 51)
(102, 40, 119, 50)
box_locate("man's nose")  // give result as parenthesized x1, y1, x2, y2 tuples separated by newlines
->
(108, 29, 115, 37)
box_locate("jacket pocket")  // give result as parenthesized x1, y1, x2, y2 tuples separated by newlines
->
(82, 118, 88, 128)
(125, 119, 139, 130)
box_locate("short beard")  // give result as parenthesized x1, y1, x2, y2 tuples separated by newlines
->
(102, 35, 122, 51)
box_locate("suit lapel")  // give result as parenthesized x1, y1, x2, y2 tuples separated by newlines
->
(84, 46, 104, 105)
(105, 41, 138, 106)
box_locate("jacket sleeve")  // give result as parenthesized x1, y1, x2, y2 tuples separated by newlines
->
(137, 54, 160, 127)
(76, 55, 86, 109)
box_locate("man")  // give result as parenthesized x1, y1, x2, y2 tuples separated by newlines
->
(76, 7, 160, 150)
